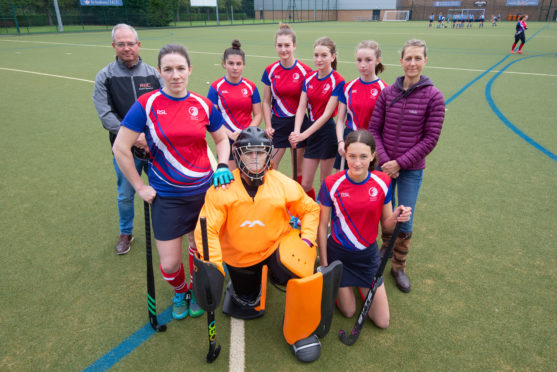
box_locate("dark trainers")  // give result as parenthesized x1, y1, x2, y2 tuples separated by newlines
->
(115, 234, 133, 255)
(391, 268, 411, 293)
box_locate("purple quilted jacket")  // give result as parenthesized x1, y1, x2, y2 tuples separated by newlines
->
(369, 75, 445, 170)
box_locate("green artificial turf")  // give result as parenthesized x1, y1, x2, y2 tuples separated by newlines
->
(1, 21, 556, 371)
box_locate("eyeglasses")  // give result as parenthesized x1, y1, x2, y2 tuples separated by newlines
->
(114, 42, 138, 48)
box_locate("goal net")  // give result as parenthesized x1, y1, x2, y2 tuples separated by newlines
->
(382, 10, 410, 21)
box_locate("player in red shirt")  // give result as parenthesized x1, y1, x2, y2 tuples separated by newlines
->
(208, 39, 262, 169)
(113, 44, 233, 320)
(511, 15, 528, 54)
(317, 130, 411, 327)
(289, 37, 345, 200)
(261, 23, 312, 178)
(336, 40, 387, 170)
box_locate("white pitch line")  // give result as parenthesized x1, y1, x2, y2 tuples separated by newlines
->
(0, 66, 95, 83)
(229, 317, 245, 372)
(2, 39, 556, 78)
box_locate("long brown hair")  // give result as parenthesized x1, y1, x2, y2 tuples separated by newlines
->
(314, 37, 337, 70)
(344, 130, 378, 171)
(356, 40, 384, 75)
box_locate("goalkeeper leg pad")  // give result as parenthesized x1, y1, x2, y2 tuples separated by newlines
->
(283, 260, 342, 346)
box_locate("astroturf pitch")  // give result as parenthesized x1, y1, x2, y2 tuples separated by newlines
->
(1, 21, 556, 371)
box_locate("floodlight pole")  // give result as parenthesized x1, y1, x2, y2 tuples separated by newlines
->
(216, 0, 220, 25)
(53, 0, 64, 32)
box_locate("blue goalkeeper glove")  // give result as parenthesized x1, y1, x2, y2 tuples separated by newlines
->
(212, 163, 234, 188)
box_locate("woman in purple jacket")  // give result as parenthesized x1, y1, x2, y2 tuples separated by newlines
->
(368, 39, 444, 293)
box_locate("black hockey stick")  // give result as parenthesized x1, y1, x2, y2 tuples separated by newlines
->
(338, 221, 402, 345)
(200, 217, 221, 363)
(292, 145, 298, 181)
(144, 201, 167, 332)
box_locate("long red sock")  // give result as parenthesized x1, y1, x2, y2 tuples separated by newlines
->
(306, 188, 316, 201)
(296, 175, 303, 183)
(188, 246, 197, 290)
(518, 43, 524, 51)
(511, 43, 517, 51)
(160, 263, 187, 293)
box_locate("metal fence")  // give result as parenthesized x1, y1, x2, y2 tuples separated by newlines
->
(0, 0, 337, 35)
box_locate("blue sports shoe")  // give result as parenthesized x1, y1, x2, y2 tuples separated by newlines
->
(189, 291, 205, 318)
(172, 292, 189, 320)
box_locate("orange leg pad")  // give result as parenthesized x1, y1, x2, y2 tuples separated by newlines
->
(283, 272, 323, 345)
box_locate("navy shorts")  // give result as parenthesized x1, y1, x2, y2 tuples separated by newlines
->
(333, 127, 353, 169)
(271, 115, 309, 148)
(151, 192, 206, 241)
(326, 236, 382, 288)
(304, 118, 337, 160)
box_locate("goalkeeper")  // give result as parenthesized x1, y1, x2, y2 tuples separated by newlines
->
(193, 127, 342, 363)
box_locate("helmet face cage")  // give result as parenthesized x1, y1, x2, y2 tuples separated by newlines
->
(233, 144, 272, 183)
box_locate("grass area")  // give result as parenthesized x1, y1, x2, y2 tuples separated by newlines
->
(1, 21, 556, 371)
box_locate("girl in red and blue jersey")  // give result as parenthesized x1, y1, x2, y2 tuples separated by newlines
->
(317, 130, 411, 328)
(511, 15, 528, 54)
(113, 44, 233, 321)
(289, 37, 345, 200)
(335, 40, 387, 170)
(208, 39, 262, 169)
(261, 23, 312, 177)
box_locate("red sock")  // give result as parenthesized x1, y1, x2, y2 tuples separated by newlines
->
(296, 175, 303, 183)
(306, 188, 316, 201)
(518, 43, 524, 51)
(511, 43, 517, 51)
(188, 246, 197, 290)
(160, 263, 187, 293)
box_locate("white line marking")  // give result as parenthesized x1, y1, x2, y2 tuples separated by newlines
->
(2, 39, 556, 78)
(229, 317, 245, 372)
(0, 66, 95, 83)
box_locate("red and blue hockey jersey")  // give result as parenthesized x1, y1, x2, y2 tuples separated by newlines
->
(122, 89, 224, 197)
(339, 77, 386, 131)
(261, 60, 311, 117)
(207, 77, 261, 132)
(318, 170, 392, 250)
(303, 70, 345, 121)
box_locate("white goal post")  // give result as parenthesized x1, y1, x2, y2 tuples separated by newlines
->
(382, 10, 410, 21)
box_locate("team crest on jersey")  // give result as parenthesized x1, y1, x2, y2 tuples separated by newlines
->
(240, 220, 265, 228)
(293, 73, 300, 81)
(189, 106, 199, 119)
(241, 88, 248, 97)
(370, 88, 379, 97)
(368, 187, 379, 201)
(323, 84, 331, 93)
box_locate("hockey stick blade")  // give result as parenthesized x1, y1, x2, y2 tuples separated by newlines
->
(145, 201, 167, 332)
(338, 222, 402, 345)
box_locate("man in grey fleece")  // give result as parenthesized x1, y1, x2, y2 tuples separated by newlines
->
(93, 23, 163, 255)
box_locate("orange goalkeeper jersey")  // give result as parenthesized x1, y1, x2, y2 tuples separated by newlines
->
(194, 169, 319, 268)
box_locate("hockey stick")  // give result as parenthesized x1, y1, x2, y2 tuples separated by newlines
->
(338, 221, 402, 345)
(200, 217, 221, 363)
(144, 201, 167, 332)
(292, 145, 298, 181)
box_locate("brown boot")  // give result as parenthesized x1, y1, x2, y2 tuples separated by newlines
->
(391, 231, 412, 293)
(379, 231, 393, 259)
